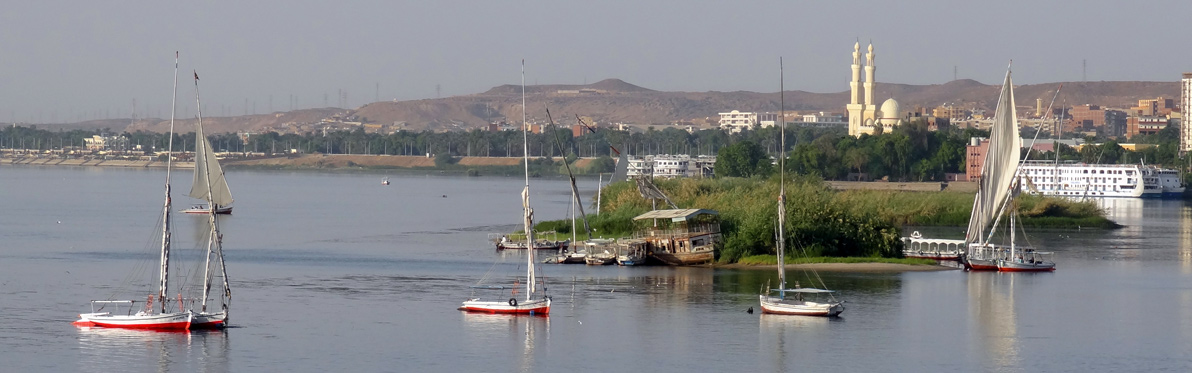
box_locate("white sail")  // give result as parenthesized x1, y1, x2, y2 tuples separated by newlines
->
(189, 119, 233, 207)
(966, 70, 1021, 243)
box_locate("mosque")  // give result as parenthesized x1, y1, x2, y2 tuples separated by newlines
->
(846, 42, 902, 137)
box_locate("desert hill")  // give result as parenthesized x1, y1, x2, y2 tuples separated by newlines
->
(29, 78, 1180, 134)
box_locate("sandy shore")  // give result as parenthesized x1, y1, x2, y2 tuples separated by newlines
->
(717, 262, 957, 272)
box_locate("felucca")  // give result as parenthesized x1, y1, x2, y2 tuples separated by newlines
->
(75, 54, 232, 330)
(460, 61, 551, 315)
(758, 57, 844, 317)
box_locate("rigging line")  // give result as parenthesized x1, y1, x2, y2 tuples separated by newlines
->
(1019, 84, 1064, 164)
(476, 250, 508, 286)
(107, 208, 171, 301)
(788, 234, 833, 300)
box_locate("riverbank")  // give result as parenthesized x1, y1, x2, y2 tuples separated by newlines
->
(3, 155, 193, 168)
(1, 154, 597, 174)
(224, 154, 596, 171)
(718, 262, 956, 272)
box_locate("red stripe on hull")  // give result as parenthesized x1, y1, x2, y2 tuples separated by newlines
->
(998, 267, 1055, 272)
(967, 264, 999, 271)
(75, 319, 224, 330)
(87, 321, 193, 330)
(760, 308, 833, 317)
(460, 306, 550, 315)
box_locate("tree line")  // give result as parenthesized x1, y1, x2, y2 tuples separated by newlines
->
(3, 120, 1186, 183)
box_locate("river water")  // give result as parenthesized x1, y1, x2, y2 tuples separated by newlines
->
(1, 166, 1190, 372)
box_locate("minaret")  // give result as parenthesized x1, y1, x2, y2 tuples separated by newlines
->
(864, 43, 875, 110)
(847, 42, 863, 137)
(850, 42, 860, 105)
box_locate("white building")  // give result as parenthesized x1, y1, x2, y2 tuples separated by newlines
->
(718, 110, 757, 133)
(625, 155, 717, 179)
(84, 135, 130, 152)
(1181, 73, 1192, 155)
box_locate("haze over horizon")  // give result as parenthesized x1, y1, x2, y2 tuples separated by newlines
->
(1, 0, 1188, 123)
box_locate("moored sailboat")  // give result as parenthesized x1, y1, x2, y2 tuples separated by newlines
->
(963, 65, 1055, 272)
(75, 54, 231, 330)
(758, 58, 844, 317)
(460, 61, 551, 315)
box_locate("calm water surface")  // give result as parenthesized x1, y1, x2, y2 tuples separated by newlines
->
(2, 166, 1191, 372)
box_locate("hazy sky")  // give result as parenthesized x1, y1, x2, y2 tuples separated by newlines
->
(1, 0, 1188, 123)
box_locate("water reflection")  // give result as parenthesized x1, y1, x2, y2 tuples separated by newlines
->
(757, 314, 833, 372)
(460, 313, 549, 372)
(967, 273, 1019, 369)
(1181, 205, 1192, 272)
(76, 328, 228, 373)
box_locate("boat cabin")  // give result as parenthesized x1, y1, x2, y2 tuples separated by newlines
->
(631, 209, 721, 265)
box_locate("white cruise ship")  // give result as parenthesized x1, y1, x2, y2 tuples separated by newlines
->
(1017, 161, 1184, 198)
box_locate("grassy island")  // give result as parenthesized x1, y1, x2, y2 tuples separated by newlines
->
(533, 176, 1116, 264)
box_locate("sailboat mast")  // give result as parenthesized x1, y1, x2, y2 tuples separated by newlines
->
(194, 71, 218, 312)
(521, 60, 536, 299)
(777, 57, 786, 291)
(158, 51, 179, 314)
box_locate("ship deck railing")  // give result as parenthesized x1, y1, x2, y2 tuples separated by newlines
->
(630, 223, 720, 240)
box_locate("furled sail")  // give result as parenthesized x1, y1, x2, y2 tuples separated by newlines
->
(966, 70, 1021, 243)
(189, 120, 234, 207)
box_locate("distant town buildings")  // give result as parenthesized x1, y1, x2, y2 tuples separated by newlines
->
(84, 135, 130, 152)
(626, 154, 716, 179)
(718, 110, 757, 133)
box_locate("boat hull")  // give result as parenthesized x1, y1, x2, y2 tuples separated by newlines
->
(758, 295, 843, 317)
(460, 298, 550, 315)
(997, 260, 1056, 272)
(182, 206, 233, 215)
(965, 258, 1000, 271)
(904, 251, 961, 261)
(585, 255, 615, 265)
(496, 241, 568, 251)
(73, 310, 226, 330)
(649, 249, 714, 266)
(617, 256, 647, 266)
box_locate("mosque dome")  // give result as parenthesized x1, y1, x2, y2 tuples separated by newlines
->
(879, 98, 901, 126)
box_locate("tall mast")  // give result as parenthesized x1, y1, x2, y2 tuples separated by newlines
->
(194, 71, 220, 312)
(521, 60, 536, 299)
(158, 51, 179, 313)
(777, 57, 787, 292)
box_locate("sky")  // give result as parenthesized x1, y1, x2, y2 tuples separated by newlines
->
(1, 0, 1188, 124)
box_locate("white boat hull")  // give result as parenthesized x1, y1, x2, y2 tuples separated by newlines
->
(460, 297, 550, 315)
(74, 310, 227, 330)
(181, 205, 233, 214)
(758, 295, 843, 317)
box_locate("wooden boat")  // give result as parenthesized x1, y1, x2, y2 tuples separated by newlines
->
(616, 239, 649, 266)
(75, 56, 231, 330)
(997, 249, 1056, 272)
(460, 61, 550, 315)
(494, 234, 568, 251)
(757, 60, 843, 317)
(759, 287, 844, 317)
(632, 209, 720, 266)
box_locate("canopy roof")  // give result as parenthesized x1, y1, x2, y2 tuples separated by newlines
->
(771, 288, 835, 294)
(632, 208, 719, 222)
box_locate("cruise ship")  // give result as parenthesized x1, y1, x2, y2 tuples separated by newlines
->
(1017, 161, 1184, 198)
